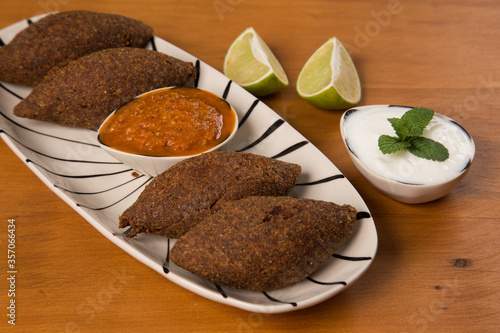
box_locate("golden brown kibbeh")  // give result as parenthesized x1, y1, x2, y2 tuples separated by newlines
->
(170, 196, 358, 291)
(13, 48, 197, 129)
(119, 151, 302, 238)
(0, 10, 153, 86)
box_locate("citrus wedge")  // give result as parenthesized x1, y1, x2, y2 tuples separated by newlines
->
(224, 27, 288, 96)
(297, 37, 361, 110)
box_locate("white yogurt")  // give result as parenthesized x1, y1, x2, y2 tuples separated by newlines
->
(342, 105, 474, 185)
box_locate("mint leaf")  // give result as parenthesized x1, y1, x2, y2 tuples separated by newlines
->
(378, 107, 449, 161)
(387, 117, 407, 140)
(378, 135, 411, 154)
(408, 137, 450, 161)
(401, 107, 434, 137)
(387, 108, 434, 140)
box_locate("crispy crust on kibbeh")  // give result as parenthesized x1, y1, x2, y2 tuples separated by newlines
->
(119, 151, 302, 239)
(0, 10, 153, 86)
(170, 196, 358, 291)
(13, 48, 197, 129)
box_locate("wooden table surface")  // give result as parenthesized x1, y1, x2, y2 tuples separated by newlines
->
(1, 0, 499, 332)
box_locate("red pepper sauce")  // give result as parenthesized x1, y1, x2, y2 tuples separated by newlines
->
(98, 87, 236, 157)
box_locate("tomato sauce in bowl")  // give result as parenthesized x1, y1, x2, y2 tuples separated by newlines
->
(98, 87, 237, 157)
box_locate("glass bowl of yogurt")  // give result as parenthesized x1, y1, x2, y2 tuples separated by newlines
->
(340, 105, 475, 204)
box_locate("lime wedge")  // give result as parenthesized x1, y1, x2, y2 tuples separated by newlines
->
(224, 27, 288, 96)
(297, 37, 361, 110)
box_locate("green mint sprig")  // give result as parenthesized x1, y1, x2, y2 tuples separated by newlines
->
(378, 107, 449, 162)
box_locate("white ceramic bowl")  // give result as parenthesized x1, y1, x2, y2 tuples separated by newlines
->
(97, 87, 238, 176)
(340, 105, 475, 204)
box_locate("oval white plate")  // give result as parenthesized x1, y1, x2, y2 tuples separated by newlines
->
(0, 14, 377, 313)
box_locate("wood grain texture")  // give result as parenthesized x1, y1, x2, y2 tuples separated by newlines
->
(1, 0, 499, 332)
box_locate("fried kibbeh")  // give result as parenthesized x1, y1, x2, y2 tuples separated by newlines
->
(13, 48, 197, 129)
(170, 196, 358, 291)
(0, 10, 153, 86)
(119, 151, 302, 238)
